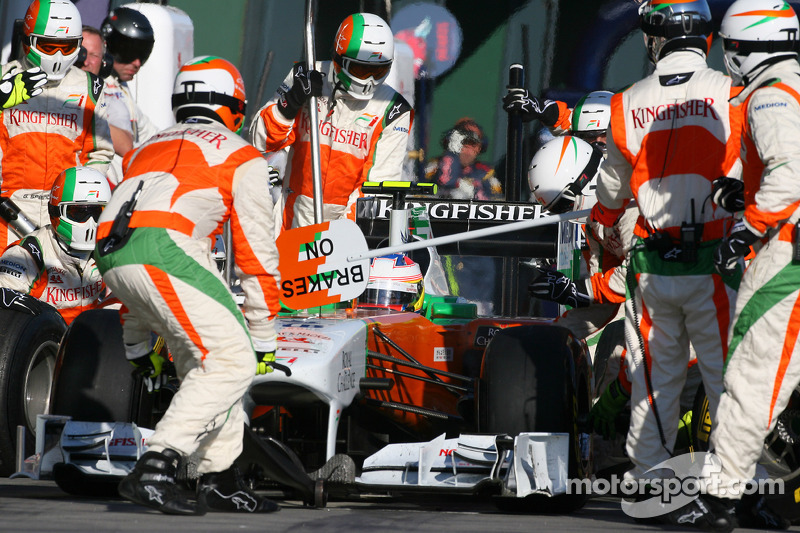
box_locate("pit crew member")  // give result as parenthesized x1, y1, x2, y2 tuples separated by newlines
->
(589, 1, 743, 527)
(0, 0, 114, 246)
(100, 6, 159, 184)
(250, 12, 413, 230)
(0, 166, 112, 324)
(96, 56, 281, 515)
(696, 1, 800, 529)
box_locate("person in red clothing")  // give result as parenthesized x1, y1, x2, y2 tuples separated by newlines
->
(96, 56, 281, 515)
(250, 12, 413, 230)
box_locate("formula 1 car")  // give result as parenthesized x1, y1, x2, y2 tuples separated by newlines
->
(9, 185, 595, 512)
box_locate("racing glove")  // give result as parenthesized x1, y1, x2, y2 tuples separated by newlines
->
(276, 61, 323, 120)
(529, 270, 591, 308)
(589, 378, 630, 440)
(256, 351, 276, 375)
(711, 176, 745, 213)
(267, 166, 282, 188)
(0, 287, 39, 315)
(713, 221, 760, 276)
(0, 67, 47, 109)
(129, 349, 166, 393)
(502, 88, 560, 126)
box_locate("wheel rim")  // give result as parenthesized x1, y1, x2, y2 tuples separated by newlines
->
(23, 340, 59, 433)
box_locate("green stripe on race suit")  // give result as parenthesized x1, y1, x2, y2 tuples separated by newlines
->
(95, 227, 249, 335)
(727, 261, 800, 367)
(629, 237, 742, 288)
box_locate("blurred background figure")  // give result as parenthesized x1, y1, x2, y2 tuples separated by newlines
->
(426, 118, 502, 200)
(76, 25, 111, 78)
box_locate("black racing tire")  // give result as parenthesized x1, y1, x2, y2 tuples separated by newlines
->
(49, 309, 173, 497)
(478, 324, 592, 513)
(691, 382, 800, 477)
(0, 303, 66, 476)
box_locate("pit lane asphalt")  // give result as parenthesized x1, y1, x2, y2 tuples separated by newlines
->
(0, 477, 788, 532)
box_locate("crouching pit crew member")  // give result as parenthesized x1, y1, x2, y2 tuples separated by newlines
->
(95, 56, 282, 515)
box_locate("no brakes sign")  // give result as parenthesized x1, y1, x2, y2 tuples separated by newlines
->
(277, 219, 371, 309)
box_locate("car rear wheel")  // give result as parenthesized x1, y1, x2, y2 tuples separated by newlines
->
(0, 303, 66, 476)
(479, 324, 592, 513)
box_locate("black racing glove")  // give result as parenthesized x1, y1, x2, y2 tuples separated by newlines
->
(713, 221, 760, 276)
(502, 88, 560, 126)
(711, 176, 745, 213)
(129, 349, 166, 393)
(276, 62, 323, 120)
(0, 67, 47, 109)
(0, 287, 39, 315)
(529, 270, 591, 308)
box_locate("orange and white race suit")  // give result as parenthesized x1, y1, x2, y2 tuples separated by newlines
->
(0, 62, 113, 245)
(593, 50, 743, 482)
(95, 119, 280, 474)
(705, 59, 800, 498)
(0, 226, 110, 324)
(250, 61, 413, 230)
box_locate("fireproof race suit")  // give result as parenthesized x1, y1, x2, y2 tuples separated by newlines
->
(593, 50, 743, 481)
(250, 60, 413, 230)
(0, 226, 108, 324)
(704, 59, 800, 498)
(103, 74, 159, 185)
(0, 62, 113, 246)
(95, 119, 281, 474)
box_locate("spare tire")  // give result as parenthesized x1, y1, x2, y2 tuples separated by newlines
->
(0, 300, 66, 476)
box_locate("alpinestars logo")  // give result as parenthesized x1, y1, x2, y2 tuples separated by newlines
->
(677, 509, 704, 524)
(388, 103, 403, 121)
(26, 243, 42, 262)
(666, 74, 687, 86)
(145, 486, 165, 505)
(214, 489, 257, 512)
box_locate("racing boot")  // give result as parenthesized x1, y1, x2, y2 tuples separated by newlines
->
(118, 448, 205, 515)
(664, 494, 737, 532)
(197, 464, 280, 513)
(736, 494, 790, 530)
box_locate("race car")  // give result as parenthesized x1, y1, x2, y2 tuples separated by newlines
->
(4, 184, 595, 512)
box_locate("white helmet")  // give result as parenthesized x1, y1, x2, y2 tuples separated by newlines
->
(48, 166, 110, 252)
(571, 90, 613, 144)
(720, 0, 800, 86)
(332, 13, 394, 100)
(639, 0, 713, 63)
(358, 254, 425, 313)
(23, 0, 83, 80)
(528, 136, 603, 214)
(171, 56, 247, 133)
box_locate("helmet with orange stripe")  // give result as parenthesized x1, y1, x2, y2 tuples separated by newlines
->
(171, 56, 247, 134)
(49, 166, 111, 254)
(527, 136, 603, 215)
(358, 254, 425, 313)
(571, 91, 613, 151)
(638, 0, 713, 63)
(332, 13, 394, 100)
(720, 0, 800, 86)
(22, 0, 83, 81)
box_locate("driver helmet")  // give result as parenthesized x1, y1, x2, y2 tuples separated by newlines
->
(571, 90, 613, 152)
(101, 6, 154, 66)
(332, 13, 394, 100)
(639, 0, 713, 63)
(359, 254, 425, 312)
(528, 136, 603, 215)
(171, 56, 247, 134)
(48, 166, 111, 252)
(720, 0, 800, 86)
(22, 0, 83, 81)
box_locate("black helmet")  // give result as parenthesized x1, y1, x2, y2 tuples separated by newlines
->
(639, 0, 713, 63)
(101, 7, 154, 64)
